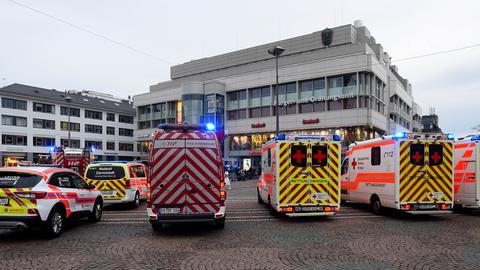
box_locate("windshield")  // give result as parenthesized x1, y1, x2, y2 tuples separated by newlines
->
(85, 166, 126, 180)
(0, 171, 42, 188)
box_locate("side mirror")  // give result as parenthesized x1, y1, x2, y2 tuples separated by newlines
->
(88, 184, 96, 190)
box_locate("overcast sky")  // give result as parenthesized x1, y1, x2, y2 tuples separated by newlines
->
(1, 0, 479, 136)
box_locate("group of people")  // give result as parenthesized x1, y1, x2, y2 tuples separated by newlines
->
(224, 166, 260, 181)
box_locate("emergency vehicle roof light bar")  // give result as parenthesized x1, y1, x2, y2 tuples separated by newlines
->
(157, 123, 213, 132)
(470, 135, 480, 141)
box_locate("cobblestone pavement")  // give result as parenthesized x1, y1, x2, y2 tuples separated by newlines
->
(1, 180, 480, 269)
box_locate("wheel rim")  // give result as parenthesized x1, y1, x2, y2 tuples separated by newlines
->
(52, 212, 62, 233)
(95, 203, 102, 219)
(135, 194, 139, 206)
(374, 201, 380, 211)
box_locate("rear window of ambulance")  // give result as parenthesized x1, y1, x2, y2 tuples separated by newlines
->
(85, 166, 126, 180)
(312, 145, 328, 167)
(291, 145, 307, 167)
(410, 144, 425, 166)
(0, 172, 41, 188)
(429, 144, 443, 166)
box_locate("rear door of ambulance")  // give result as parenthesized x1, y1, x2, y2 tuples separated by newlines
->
(277, 140, 340, 210)
(399, 140, 453, 207)
(184, 130, 222, 215)
(150, 130, 187, 215)
(85, 164, 127, 201)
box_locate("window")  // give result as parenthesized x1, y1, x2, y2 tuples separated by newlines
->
(1, 115, 27, 127)
(328, 76, 343, 97)
(341, 158, 349, 175)
(61, 139, 80, 148)
(267, 149, 272, 167)
(60, 121, 80, 132)
(119, 115, 134, 124)
(313, 79, 326, 97)
(410, 144, 425, 166)
(0, 172, 41, 188)
(328, 100, 343, 111)
(33, 118, 55, 129)
(60, 106, 80, 117)
(227, 109, 247, 120)
(119, 143, 134, 151)
(429, 144, 443, 166)
(130, 165, 146, 178)
(299, 103, 313, 113)
(138, 121, 151, 129)
(344, 98, 357, 109)
(33, 102, 55, 114)
(2, 98, 27, 110)
(85, 124, 102, 134)
(2, 135, 27, 145)
(107, 113, 115, 121)
(274, 104, 296, 115)
(227, 89, 247, 110)
(312, 145, 328, 167)
(119, 128, 134, 137)
(33, 137, 55, 147)
(85, 140, 102, 150)
(291, 145, 307, 167)
(70, 173, 88, 189)
(85, 110, 102, 120)
(249, 88, 261, 107)
(249, 106, 270, 118)
(106, 141, 115, 151)
(371, 147, 381, 166)
(343, 74, 357, 95)
(300, 80, 313, 99)
(106, 126, 115, 135)
(48, 173, 74, 188)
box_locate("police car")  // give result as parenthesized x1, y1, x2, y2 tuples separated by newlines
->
(0, 166, 103, 238)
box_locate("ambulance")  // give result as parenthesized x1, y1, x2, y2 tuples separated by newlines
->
(257, 134, 341, 217)
(147, 123, 227, 231)
(453, 134, 480, 208)
(84, 162, 148, 208)
(341, 132, 454, 214)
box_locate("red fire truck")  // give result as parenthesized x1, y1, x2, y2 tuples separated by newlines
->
(51, 147, 94, 175)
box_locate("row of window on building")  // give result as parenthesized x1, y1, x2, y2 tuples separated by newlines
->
(1, 98, 134, 123)
(227, 72, 385, 120)
(1, 115, 133, 136)
(228, 127, 382, 152)
(0, 134, 134, 151)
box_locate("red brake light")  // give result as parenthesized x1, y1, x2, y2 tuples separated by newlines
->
(15, 191, 47, 199)
(324, 206, 331, 212)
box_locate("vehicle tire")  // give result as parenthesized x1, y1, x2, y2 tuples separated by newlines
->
(257, 188, 263, 204)
(214, 217, 225, 229)
(453, 204, 463, 211)
(43, 206, 65, 239)
(152, 223, 164, 232)
(131, 192, 140, 208)
(268, 196, 278, 216)
(340, 199, 347, 206)
(88, 198, 103, 223)
(371, 196, 382, 215)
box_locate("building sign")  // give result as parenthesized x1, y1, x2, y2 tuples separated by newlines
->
(251, 123, 266, 128)
(303, 118, 319, 124)
(282, 94, 355, 107)
(248, 151, 261, 155)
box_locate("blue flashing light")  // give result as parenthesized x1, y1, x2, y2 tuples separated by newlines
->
(91, 146, 96, 152)
(206, 123, 215, 131)
(49, 147, 55, 153)
(393, 132, 406, 139)
(333, 134, 341, 141)
(276, 134, 286, 140)
(447, 133, 455, 140)
(471, 135, 480, 141)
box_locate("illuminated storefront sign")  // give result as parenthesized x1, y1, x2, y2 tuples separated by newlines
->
(282, 94, 356, 107)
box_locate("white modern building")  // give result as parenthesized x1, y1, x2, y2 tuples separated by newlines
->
(0, 83, 138, 166)
(134, 21, 422, 169)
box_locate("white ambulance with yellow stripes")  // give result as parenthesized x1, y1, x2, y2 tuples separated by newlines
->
(85, 162, 149, 208)
(341, 132, 454, 214)
(257, 134, 341, 217)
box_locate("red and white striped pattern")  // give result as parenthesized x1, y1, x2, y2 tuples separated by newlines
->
(149, 130, 222, 214)
(52, 152, 64, 166)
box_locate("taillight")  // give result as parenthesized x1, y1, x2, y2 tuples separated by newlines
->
(220, 181, 225, 188)
(146, 182, 151, 189)
(220, 190, 226, 201)
(15, 191, 47, 199)
(440, 204, 450, 210)
(280, 207, 294, 213)
(125, 179, 131, 189)
(324, 206, 332, 212)
(401, 204, 412, 211)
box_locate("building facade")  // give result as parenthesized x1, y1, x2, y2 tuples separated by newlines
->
(0, 83, 138, 166)
(134, 21, 422, 169)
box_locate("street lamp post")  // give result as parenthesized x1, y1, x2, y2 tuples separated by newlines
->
(65, 96, 72, 148)
(268, 46, 285, 137)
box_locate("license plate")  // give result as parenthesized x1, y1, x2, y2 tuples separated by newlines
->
(418, 204, 436, 209)
(312, 192, 328, 201)
(296, 206, 319, 212)
(430, 192, 444, 199)
(159, 208, 180, 215)
(0, 198, 9, 205)
(101, 190, 116, 196)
